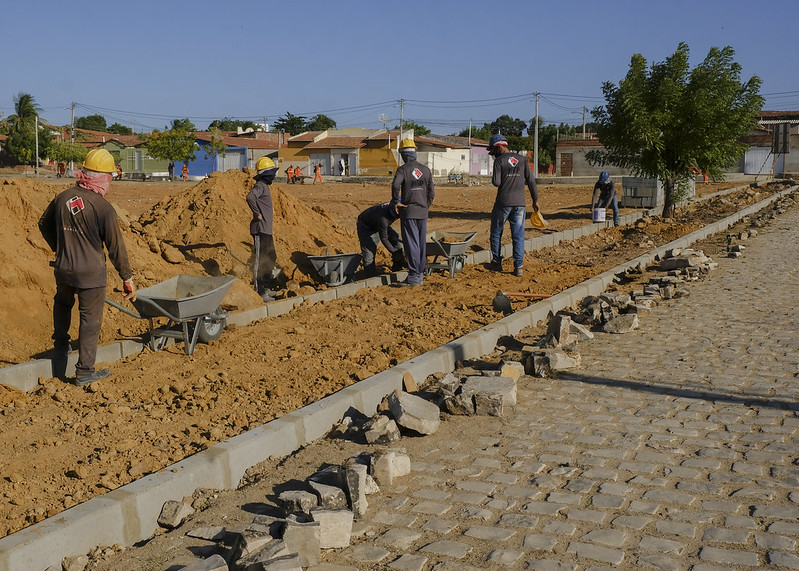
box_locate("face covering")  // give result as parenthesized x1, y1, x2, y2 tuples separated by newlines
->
(400, 150, 417, 163)
(75, 170, 112, 196)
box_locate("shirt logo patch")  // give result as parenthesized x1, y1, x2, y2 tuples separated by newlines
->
(412, 168, 423, 180)
(508, 157, 519, 167)
(67, 196, 85, 215)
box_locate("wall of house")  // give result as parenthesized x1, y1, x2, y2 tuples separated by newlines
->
(359, 141, 396, 176)
(470, 147, 491, 176)
(418, 148, 469, 176)
(556, 143, 628, 178)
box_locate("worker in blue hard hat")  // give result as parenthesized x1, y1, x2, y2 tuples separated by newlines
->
(486, 134, 540, 277)
(591, 170, 620, 226)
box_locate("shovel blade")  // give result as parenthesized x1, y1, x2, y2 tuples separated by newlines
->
(492, 291, 513, 315)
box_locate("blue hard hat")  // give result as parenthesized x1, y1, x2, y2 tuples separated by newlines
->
(489, 134, 508, 147)
(599, 171, 610, 183)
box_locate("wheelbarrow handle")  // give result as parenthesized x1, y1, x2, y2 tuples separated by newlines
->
(104, 297, 142, 319)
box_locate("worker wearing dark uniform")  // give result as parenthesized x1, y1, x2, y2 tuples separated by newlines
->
(591, 170, 620, 226)
(356, 202, 405, 277)
(247, 156, 280, 301)
(38, 149, 136, 386)
(390, 139, 435, 287)
(487, 134, 539, 277)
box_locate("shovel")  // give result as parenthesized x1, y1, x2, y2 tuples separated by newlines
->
(492, 290, 550, 315)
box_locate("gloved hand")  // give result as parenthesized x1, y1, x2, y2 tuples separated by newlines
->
(391, 250, 406, 272)
(123, 278, 137, 302)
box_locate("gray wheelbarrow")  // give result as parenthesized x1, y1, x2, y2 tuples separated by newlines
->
(425, 231, 477, 278)
(308, 252, 362, 287)
(105, 274, 236, 355)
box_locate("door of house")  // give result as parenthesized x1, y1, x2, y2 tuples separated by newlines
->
(309, 153, 330, 175)
(744, 147, 773, 175)
(560, 153, 573, 176)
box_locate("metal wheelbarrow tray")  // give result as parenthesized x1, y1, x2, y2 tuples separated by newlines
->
(425, 231, 477, 278)
(107, 275, 236, 355)
(308, 253, 362, 287)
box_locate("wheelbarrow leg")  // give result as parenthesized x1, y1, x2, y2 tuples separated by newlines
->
(183, 317, 202, 355)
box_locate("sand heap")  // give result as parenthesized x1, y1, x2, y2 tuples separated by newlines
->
(138, 169, 361, 286)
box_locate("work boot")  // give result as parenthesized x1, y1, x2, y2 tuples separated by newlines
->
(486, 259, 503, 272)
(74, 368, 111, 387)
(513, 267, 524, 277)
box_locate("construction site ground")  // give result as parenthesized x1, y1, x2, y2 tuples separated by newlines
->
(0, 172, 775, 547)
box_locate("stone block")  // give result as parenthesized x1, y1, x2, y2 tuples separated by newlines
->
(387, 390, 441, 435)
(308, 480, 348, 510)
(236, 539, 290, 570)
(547, 314, 576, 346)
(182, 554, 229, 571)
(570, 321, 594, 341)
(186, 526, 227, 541)
(281, 519, 321, 567)
(499, 360, 525, 381)
(247, 553, 303, 570)
(157, 500, 195, 529)
(474, 393, 504, 417)
(461, 376, 517, 406)
(278, 490, 318, 516)
(363, 414, 401, 444)
(443, 392, 474, 416)
(602, 314, 639, 334)
(311, 509, 354, 548)
(344, 463, 369, 518)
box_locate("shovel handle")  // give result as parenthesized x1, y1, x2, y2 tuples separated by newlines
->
(501, 292, 551, 299)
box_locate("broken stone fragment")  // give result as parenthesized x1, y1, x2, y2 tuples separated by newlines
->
(180, 553, 228, 571)
(310, 508, 354, 548)
(278, 490, 318, 516)
(186, 526, 227, 541)
(157, 499, 195, 529)
(602, 314, 639, 334)
(461, 376, 517, 407)
(547, 314, 576, 347)
(443, 392, 474, 416)
(500, 360, 525, 381)
(363, 414, 401, 444)
(344, 462, 369, 518)
(280, 519, 321, 567)
(308, 479, 348, 510)
(474, 393, 504, 416)
(386, 390, 441, 435)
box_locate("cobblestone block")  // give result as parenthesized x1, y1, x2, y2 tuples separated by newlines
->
(698, 546, 759, 566)
(388, 554, 428, 571)
(420, 540, 473, 559)
(638, 536, 685, 555)
(565, 541, 624, 564)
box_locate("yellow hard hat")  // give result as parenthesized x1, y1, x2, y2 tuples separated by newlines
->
(399, 138, 416, 150)
(530, 210, 548, 229)
(255, 156, 276, 171)
(82, 149, 116, 173)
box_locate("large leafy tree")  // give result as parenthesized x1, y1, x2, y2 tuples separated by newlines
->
(49, 140, 88, 164)
(395, 121, 430, 136)
(75, 114, 107, 131)
(457, 124, 493, 141)
(208, 117, 259, 131)
(4, 93, 51, 165)
(170, 118, 196, 132)
(146, 127, 197, 165)
(490, 115, 527, 137)
(307, 113, 337, 131)
(272, 112, 307, 135)
(202, 127, 227, 162)
(587, 42, 763, 217)
(107, 122, 133, 135)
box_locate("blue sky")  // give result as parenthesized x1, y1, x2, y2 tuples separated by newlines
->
(2, 0, 797, 134)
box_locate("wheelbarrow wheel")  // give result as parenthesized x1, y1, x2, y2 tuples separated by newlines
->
(197, 307, 226, 343)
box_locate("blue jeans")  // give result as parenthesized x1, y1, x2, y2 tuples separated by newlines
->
(597, 195, 620, 226)
(490, 205, 526, 269)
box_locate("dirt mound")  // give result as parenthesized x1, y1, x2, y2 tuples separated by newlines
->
(138, 170, 360, 288)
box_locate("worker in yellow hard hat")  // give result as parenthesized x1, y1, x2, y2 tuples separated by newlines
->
(38, 148, 136, 386)
(247, 156, 281, 301)
(389, 138, 435, 286)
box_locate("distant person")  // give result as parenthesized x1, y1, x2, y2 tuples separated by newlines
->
(486, 134, 540, 277)
(313, 163, 323, 184)
(293, 165, 302, 183)
(286, 164, 294, 184)
(390, 139, 434, 287)
(181, 163, 189, 181)
(116, 163, 123, 180)
(57, 162, 66, 178)
(591, 170, 620, 226)
(338, 158, 345, 176)
(38, 149, 136, 386)
(168, 161, 175, 181)
(247, 156, 280, 302)
(356, 202, 405, 277)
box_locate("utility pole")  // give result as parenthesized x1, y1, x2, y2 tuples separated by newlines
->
(70, 102, 75, 171)
(399, 98, 404, 149)
(582, 106, 587, 139)
(533, 92, 539, 177)
(35, 115, 39, 176)
(468, 119, 472, 147)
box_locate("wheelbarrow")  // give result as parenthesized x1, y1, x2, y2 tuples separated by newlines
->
(105, 274, 236, 355)
(424, 231, 477, 278)
(308, 252, 362, 287)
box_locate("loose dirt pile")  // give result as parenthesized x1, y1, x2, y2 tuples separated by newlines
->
(0, 172, 786, 541)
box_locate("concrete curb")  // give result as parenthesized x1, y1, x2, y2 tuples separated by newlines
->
(0, 185, 792, 571)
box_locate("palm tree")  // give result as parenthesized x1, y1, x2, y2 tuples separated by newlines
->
(7, 92, 42, 134)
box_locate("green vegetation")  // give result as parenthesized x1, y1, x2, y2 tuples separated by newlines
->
(587, 42, 763, 217)
(2, 93, 51, 165)
(74, 114, 107, 131)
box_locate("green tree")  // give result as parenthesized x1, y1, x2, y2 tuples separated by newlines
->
(208, 117, 260, 131)
(272, 112, 308, 135)
(202, 127, 227, 163)
(307, 113, 337, 131)
(457, 124, 493, 141)
(75, 114, 107, 131)
(146, 128, 197, 165)
(587, 42, 763, 217)
(170, 118, 196, 132)
(5, 93, 50, 164)
(49, 140, 88, 164)
(395, 121, 430, 136)
(107, 123, 133, 135)
(490, 115, 527, 137)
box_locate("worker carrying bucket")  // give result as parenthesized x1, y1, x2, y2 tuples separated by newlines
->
(591, 171, 619, 226)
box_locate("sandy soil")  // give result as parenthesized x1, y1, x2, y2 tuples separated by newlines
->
(0, 171, 770, 541)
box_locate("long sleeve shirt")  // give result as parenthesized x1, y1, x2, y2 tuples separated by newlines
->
(390, 160, 435, 220)
(492, 151, 538, 208)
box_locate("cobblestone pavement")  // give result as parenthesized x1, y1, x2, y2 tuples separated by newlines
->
(313, 206, 799, 570)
